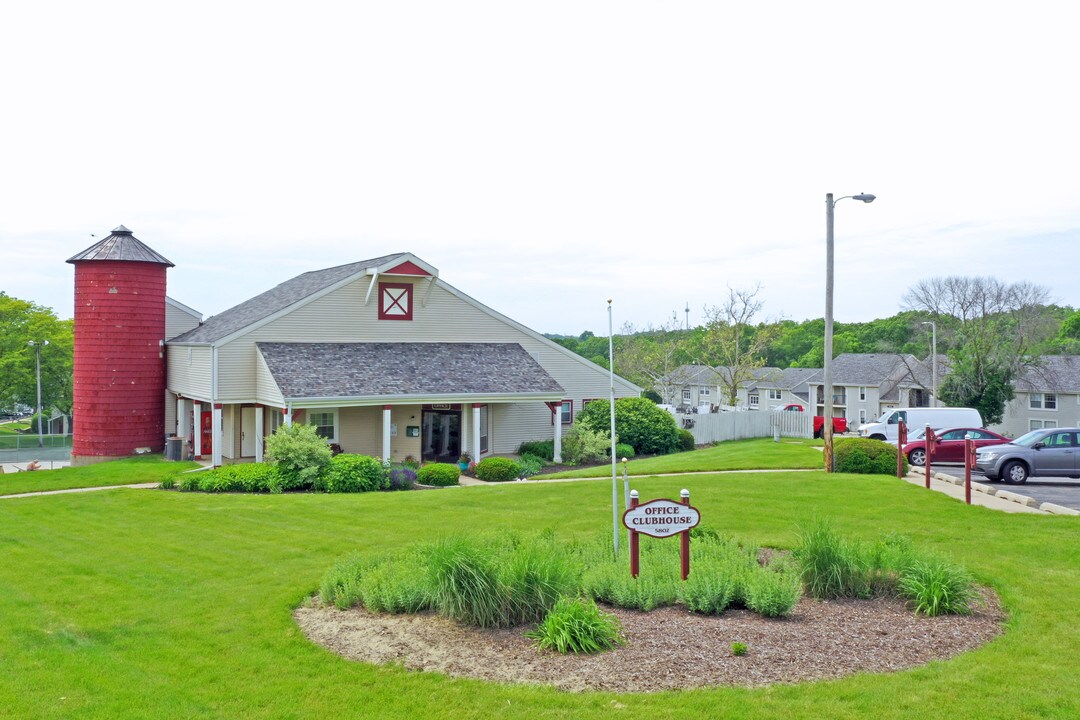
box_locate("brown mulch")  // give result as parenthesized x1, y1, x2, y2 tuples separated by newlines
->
(295, 588, 1005, 693)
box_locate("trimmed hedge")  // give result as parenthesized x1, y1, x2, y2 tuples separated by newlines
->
(517, 439, 554, 461)
(316, 454, 388, 493)
(417, 463, 461, 487)
(475, 457, 521, 482)
(576, 397, 681, 456)
(613, 443, 635, 460)
(178, 463, 283, 493)
(834, 438, 906, 475)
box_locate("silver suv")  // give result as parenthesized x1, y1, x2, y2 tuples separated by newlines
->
(975, 427, 1080, 484)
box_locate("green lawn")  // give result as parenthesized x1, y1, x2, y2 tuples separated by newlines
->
(0, 421, 30, 435)
(536, 437, 824, 479)
(0, 455, 197, 495)
(1, 461, 1078, 718)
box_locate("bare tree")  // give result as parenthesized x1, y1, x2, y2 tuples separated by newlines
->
(615, 318, 696, 405)
(701, 285, 780, 406)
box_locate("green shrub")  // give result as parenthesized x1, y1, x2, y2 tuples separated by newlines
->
(319, 552, 369, 609)
(794, 519, 871, 599)
(264, 423, 333, 491)
(742, 566, 802, 617)
(731, 642, 748, 656)
(426, 537, 507, 627)
(178, 463, 282, 493)
(527, 597, 625, 654)
(576, 397, 680, 456)
(899, 558, 977, 616)
(560, 424, 610, 465)
(677, 428, 696, 452)
(159, 477, 176, 490)
(834, 437, 906, 475)
(359, 554, 432, 614)
(417, 463, 460, 486)
(517, 440, 554, 461)
(475, 457, 521, 482)
(517, 454, 546, 478)
(316, 454, 387, 493)
(613, 443, 635, 460)
(682, 563, 738, 615)
(502, 541, 580, 625)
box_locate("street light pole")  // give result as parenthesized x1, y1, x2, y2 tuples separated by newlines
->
(922, 320, 937, 407)
(28, 340, 49, 448)
(823, 193, 875, 472)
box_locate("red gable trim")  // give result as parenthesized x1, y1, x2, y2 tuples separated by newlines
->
(384, 260, 431, 277)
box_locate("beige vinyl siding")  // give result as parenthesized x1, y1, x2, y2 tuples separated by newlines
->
(338, 406, 382, 456)
(215, 276, 638, 410)
(255, 352, 284, 407)
(167, 345, 213, 400)
(165, 302, 201, 340)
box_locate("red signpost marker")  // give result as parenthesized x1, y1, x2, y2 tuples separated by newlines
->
(924, 425, 936, 489)
(964, 437, 974, 505)
(680, 489, 691, 581)
(896, 420, 908, 478)
(629, 491, 640, 578)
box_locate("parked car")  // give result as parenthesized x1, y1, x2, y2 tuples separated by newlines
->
(901, 427, 1011, 466)
(859, 407, 983, 443)
(774, 403, 847, 437)
(974, 428, 1080, 484)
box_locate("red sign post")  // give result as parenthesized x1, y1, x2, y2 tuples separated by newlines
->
(896, 420, 908, 478)
(924, 425, 936, 489)
(622, 490, 701, 581)
(964, 437, 975, 505)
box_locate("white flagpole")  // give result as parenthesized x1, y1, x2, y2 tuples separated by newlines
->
(609, 299, 619, 558)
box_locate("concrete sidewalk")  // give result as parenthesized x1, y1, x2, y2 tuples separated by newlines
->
(902, 469, 1079, 515)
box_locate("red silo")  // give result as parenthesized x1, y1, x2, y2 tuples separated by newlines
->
(67, 226, 174, 465)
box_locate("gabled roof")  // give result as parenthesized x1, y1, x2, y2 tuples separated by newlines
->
(667, 365, 720, 385)
(170, 253, 413, 344)
(257, 342, 564, 400)
(1014, 356, 1080, 394)
(67, 225, 174, 266)
(825, 353, 921, 386)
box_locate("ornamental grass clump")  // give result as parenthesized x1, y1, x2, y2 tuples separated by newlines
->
(527, 597, 625, 654)
(426, 537, 509, 627)
(794, 519, 872, 599)
(899, 558, 977, 616)
(502, 541, 581, 625)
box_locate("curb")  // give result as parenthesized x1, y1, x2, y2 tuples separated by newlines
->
(1039, 502, 1080, 516)
(995, 489, 1040, 508)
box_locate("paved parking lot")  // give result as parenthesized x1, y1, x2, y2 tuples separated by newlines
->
(929, 463, 1080, 511)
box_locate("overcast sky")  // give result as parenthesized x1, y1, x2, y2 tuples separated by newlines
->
(3, 1, 1078, 336)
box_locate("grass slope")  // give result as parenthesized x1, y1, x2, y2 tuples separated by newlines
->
(0, 456, 197, 496)
(536, 437, 824, 479)
(0, 465, 1078, 718)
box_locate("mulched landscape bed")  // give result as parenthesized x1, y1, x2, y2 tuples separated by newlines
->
(295, 588, 1005, 692)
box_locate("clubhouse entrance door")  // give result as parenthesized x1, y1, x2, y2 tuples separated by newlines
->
(421, 405, 461, 463)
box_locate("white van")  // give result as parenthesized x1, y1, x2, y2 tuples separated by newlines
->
(858, 407, 983, 443)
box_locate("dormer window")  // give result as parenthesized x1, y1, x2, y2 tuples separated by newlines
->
(378, 282, 414, 321)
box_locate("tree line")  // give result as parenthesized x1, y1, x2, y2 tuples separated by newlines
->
(0, 292, 73, 426)
(550, 278, 1080, 425)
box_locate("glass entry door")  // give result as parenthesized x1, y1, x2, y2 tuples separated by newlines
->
(421, 408, 461, 463)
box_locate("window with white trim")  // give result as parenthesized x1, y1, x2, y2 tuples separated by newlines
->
(1030, 419, 1059, 430)
(308, 410, 338, 442)
(479, 406, 489, 454)
(748, 394, 759, 407)
(859, 387, 866, 401)
(700, 387, 710, 397)
(768, 389, 782, 400)
(859, 409, 867, 423)
(551, 401, 573, 426)
(682, 389, 691, 402)
(1030, 393, 1057, 410)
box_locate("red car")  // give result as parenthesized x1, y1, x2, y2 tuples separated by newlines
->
(902, 427, 1011, 466)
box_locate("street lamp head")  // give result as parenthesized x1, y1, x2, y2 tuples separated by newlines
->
(853, 193, 876, 203)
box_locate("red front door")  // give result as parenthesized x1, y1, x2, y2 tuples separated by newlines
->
(200, 410, 213, 456)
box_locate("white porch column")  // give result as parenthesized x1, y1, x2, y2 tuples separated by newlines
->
(212, 403, 223, 467)
(192, 402, 202, 457)
(552, 402, 563, 463)
(254, 405, 264, 463)
(176, 397, 189, 438)
(460, 408, 470, 459)
(382, 405, 392, 461)
(472, 403, 481, 463)
(284, 404, 293, 427)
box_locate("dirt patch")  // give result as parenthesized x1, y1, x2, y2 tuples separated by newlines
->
(295, 589, 1005, 692)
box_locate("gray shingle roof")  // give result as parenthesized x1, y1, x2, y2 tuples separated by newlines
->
(1014, 356, 1080, 393)
(829, 353, 919, 385)
(257, 342, 565, 400)
(170, 253, 407, 343)
(66, 226, 174, 267)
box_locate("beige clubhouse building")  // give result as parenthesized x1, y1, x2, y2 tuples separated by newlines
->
(165, 253, 640, 466)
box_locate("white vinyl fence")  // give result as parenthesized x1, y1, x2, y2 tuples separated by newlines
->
(678, 411, 813, 444)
